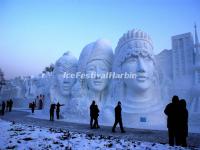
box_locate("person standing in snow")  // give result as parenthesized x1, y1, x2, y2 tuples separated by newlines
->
(1, 101, 5, 115)
(90, 101, 96, 129)
(177, 99, 188, 147)
(93, 104, 100, 129)
(164, 95, 179, 146)
(56, 102, 64, 119)
(9, 99, 13, 112)
(31, 101, 35, 114)
(112, 101, 125, 133)
(50, 103, 56, 121)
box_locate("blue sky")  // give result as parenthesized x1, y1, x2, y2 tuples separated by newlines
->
(0, 0, 200, 79)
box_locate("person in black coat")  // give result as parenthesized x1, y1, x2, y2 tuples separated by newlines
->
(39, 99, 43, 110)
(178, 99, 188, 147)
(31, 101, 35, 114)
(1, 101, 5, 115)
(9, 99, 13, 112)
(164, 95, 179, 146)
(112, 101, 125, 133)
(50, 103, 56, 121)
(93, 104, 100, 129)
(6, 100, 10, 111)
(56, 102, 64, 119)
(90, 101, 96, 129)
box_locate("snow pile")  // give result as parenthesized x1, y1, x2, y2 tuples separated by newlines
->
(0, 119, 192, 150)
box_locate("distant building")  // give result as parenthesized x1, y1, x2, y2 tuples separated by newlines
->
(156, 24, 200, 113)
(194, 24, 200, 85)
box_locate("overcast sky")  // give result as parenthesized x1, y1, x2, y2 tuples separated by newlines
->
(0, 0, 200, 79)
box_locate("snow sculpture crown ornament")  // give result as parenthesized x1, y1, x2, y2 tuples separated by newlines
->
(116, 29, 153, 54)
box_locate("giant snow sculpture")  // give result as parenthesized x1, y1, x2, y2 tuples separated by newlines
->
(69, 39, 113, 122)
(104, 29, 165, 127)
(50, 52, 78, 117)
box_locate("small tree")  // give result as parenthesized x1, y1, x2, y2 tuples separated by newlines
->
(43, 64, 54, 73)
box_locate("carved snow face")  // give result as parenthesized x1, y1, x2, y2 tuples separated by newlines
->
(121, 41, 155, 92)
(86, 60, 110, 92)
(55, 70, 76, 96)
(53, 52, 78, 97)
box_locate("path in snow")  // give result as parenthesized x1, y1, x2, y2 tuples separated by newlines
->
(0, 110, 200, 148)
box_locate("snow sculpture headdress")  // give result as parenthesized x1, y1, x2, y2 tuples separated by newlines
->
(78, 39, 113, 74)
(111, 29, 159, 100)
(53, 51, 78, 76)
(114, 29, 155, 70)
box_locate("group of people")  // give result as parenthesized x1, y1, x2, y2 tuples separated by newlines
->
(164, 95, 188, 147)
(37, 95, 45, 110)
(29, 95, 188, 147)
(89, 97, 188, 146)
(0, 99, 13, 115)
(29, 94, 45, 114)
(47, 100, 126, 133)
(49, 102, 64, 121)
(90, 101, 125, 133)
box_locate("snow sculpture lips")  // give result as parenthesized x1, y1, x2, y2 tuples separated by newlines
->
(136, 75, 148, 82)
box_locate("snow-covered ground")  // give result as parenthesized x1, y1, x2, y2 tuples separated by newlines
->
(0, 119, 194, 150)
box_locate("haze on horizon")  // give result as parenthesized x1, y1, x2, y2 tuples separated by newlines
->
(0, 0, 200, 79)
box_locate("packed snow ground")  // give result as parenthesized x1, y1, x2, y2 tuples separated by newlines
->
(0, 119, 196, 150)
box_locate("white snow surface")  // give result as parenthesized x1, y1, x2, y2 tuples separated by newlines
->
(0, 119, 191, 150)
